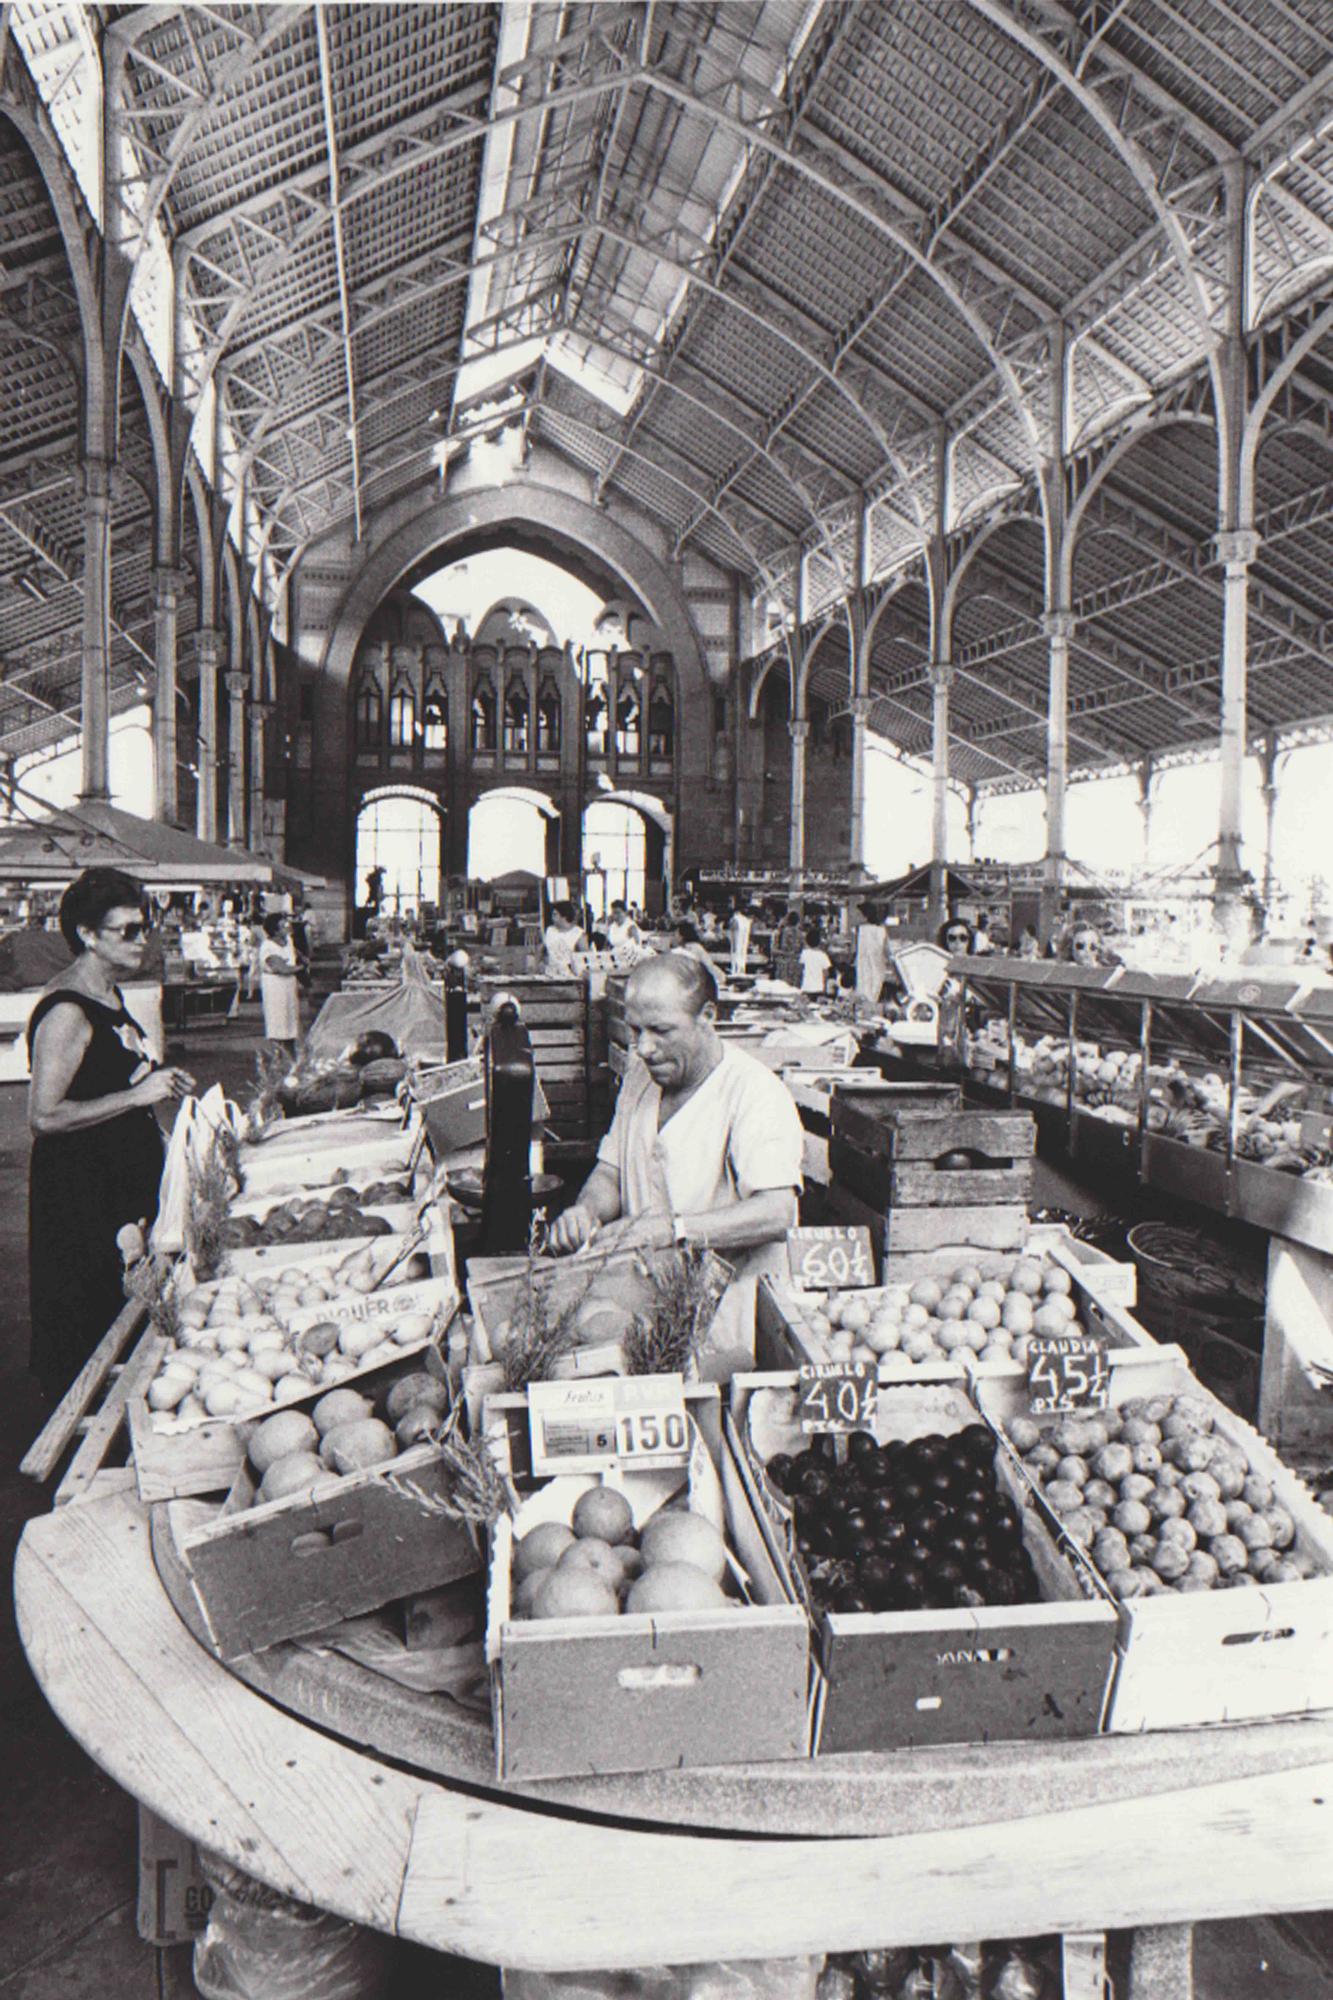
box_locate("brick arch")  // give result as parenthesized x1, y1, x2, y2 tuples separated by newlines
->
(316, 481, 709, 701)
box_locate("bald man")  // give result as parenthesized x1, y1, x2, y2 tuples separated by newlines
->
(548, 953, 803, 1362)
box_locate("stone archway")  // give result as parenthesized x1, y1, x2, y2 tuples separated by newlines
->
(318, 482, 709, 709)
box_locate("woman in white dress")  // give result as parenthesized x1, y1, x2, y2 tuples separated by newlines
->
(258, 912, 300, 1045)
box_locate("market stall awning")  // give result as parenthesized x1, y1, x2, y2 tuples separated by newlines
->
(866, 866, 983, 904)
(0, 802, 276, 885)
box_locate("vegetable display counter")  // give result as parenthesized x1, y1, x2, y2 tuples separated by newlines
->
(15, 1482, 1333, 1991)
(955, 958, 1333, 1256)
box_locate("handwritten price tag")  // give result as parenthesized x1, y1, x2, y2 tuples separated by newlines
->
(797, 1361, 877, 1434)
(1026, 1335, 1109, 1415)
(788, 1226, 876, 1291)
(528, 1373, 689, 1476)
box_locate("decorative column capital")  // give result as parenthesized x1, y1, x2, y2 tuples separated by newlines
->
(1214, 529, 1259, 571)
(223, 669, 249, 699)
(788, 718, 810, 746)
(151, 564, 191, 608)
(249, 698, 277, 720)
(1041, 610, 1076, 643)
(81, 455, 112, 504)
(847, 694, 875, 723)
(928, 659, 954, 693)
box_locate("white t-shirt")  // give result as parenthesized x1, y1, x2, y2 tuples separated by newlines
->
(607, 916, 641, 950)
(799, 946, 833, 993)
(597, 1044, 804, 1358)
(259, 937, 299, 1039)
(543, 923, 585, 976)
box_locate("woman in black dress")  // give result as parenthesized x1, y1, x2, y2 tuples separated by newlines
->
(27, 869, 194, 1399)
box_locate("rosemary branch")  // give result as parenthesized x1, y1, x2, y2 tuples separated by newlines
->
(385, 1415, 514, 1527)
(125, 1253, 183, 1346)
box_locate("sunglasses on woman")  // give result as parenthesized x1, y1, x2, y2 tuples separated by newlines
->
(101, 920, 148, 942)
(945, 929, 970, 945)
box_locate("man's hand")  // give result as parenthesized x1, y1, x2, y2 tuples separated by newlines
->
(546, 1202, 600, 1255)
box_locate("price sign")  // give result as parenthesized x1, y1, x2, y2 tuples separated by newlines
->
(528, 1373, 689, 1476)
(1026, 1335, 1109, 1415)
(788, 1225, 876, 1291)
(797, 1361, 877, 1434)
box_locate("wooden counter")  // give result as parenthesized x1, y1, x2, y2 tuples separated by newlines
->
(16, 1487, 1333, 1975)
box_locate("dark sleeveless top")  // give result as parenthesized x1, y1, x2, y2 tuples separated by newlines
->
(27, 989, 166, 1395)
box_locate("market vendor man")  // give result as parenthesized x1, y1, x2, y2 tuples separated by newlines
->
(547, 952, 804, 1370)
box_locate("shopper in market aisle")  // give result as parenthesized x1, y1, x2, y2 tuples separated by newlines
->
(542, 899, 587, 975)
(258, 911, 301, 1046)
(798, 923, 833, 994)
(26, 868, 194, 1400)
(547, 951, 803, 1367)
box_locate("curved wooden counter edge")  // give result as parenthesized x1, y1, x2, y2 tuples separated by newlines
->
(151, 1497, 1333, 1843)
(16, 1490, 1333, 1971)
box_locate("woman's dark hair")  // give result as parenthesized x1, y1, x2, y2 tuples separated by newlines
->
(263, 911, 287, 939)
(938, 916, 971, 949)
(550, 899, 575, 923)
(59, 868, 144, 954)
(676, 918, 701, 944)
(804, 924, 823, 947)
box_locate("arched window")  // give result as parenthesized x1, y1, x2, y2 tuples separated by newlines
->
(585, 684, 608, 757)
(648, 681, 674, 760)
(615, 680, 640, 760)
(389, 682, 416, 752)
(472, 677, 497, 752)
(503, 676, 530, 756)
(422, 687, 447, 758)
(355, 674, 383, 754)
(536, 676, 562, 755)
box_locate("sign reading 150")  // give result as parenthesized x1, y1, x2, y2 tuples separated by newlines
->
(617, 1408, 689, 1457)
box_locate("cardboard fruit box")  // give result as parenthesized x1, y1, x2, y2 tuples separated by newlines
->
(977, 1354, 1333, 1733)
(481, 1383, 810, 1781)
(129, 1279, 456, 1501)
(728, 1373, 1118, 1756)
(172, 1351, 478, 1661)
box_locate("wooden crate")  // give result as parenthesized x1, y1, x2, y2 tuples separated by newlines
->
(238, 1123, 422, 1199)
(826, 1082, 963, 1151)
(978, 1353, 1333, 1734)
(825, 1180, 1030, 1255)
(754, 1230, 1159, 1403)
(828, 1135, 1033, 1211)
(482, 1384, 810, 1780)
(830, 1101, 1034, 1168)
(129, 1283, 454, 1502)
(467, 1245, 730, 1380)
(174, 1365, 478, 1661)
(728, 1374, 1117, 1755)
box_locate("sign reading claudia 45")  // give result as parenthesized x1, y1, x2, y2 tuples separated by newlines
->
(1026, 1334, 1109, 1415)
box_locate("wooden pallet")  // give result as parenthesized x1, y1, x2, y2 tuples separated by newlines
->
(19, 1299, 165, 1508)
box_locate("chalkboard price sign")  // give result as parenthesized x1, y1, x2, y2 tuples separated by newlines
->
(787, 1226, 875, 1291)
(1027, 1335, 1109, 1415)
(796, 1361, 877, 1434)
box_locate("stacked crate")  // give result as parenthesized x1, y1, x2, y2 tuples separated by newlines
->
(474, 975, 590, 1149)
(826, 1090, 1036, 1255)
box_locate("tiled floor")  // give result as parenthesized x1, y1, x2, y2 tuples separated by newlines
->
(2, 1007, 1330, 1998)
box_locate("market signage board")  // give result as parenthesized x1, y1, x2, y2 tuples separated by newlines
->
(528, 1373, 689, 1475)
(1026, 1334, 1109, 1415)
(787, 1225, 876, 1291)
(797, 1361, 877, 1434)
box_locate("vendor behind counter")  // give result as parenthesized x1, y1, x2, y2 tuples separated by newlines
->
(548, 952, 804, 1372)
